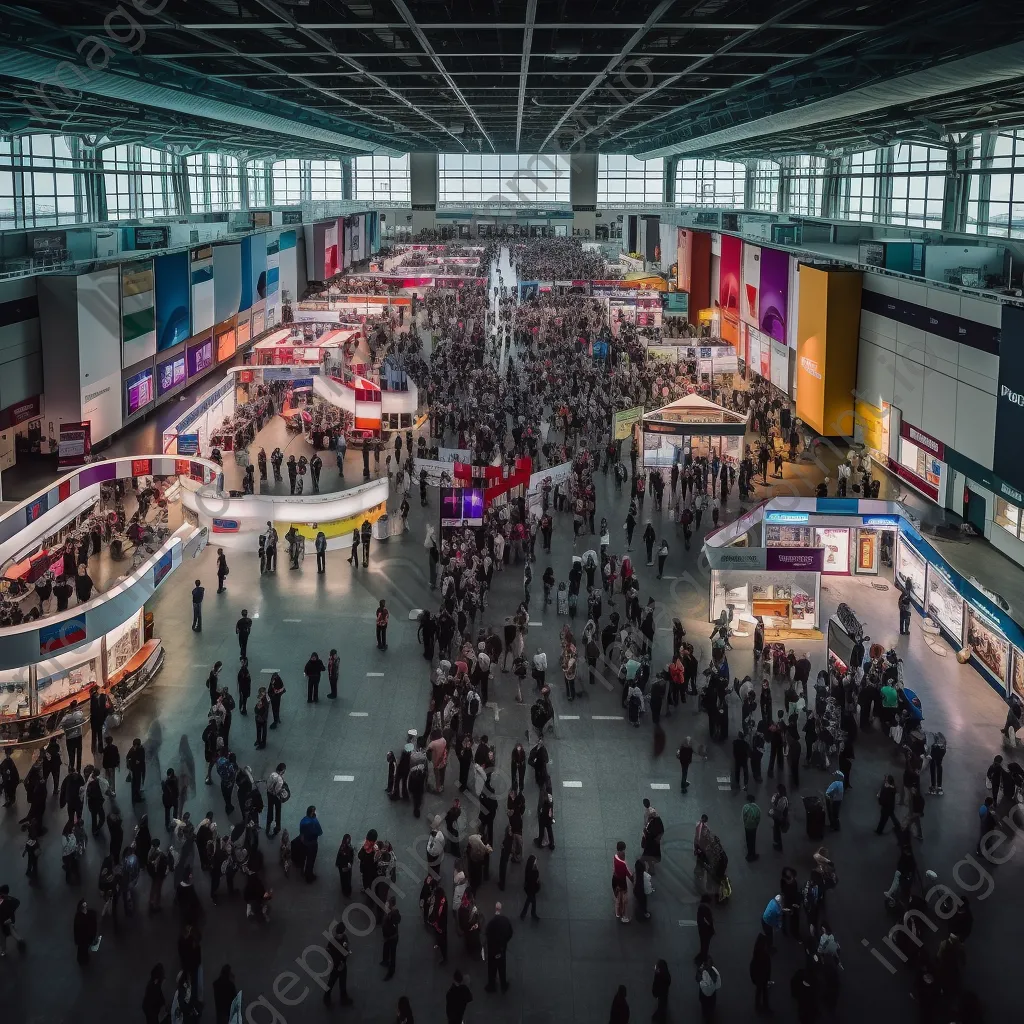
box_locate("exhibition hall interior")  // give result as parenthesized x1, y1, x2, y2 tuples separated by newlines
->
(2, 1, 1024, 1022)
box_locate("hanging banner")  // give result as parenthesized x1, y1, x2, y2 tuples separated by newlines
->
(612, 405, 644, 441)
(58, 421, 92, 469)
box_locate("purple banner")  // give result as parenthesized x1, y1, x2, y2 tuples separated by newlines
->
(766, 547, 824, 572)
(78, 463, 116, 487)
(187, 337, 214, 378)
(758, 247, 790, 343)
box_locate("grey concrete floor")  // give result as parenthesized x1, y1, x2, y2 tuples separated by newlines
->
(0, 441, 1020, 1024)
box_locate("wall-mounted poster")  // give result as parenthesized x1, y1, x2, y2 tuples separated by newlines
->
(157, 354, 187, 396)
(187, 336, 213, 378)
(967, 606, 1009, 685)
(718, 234, 741, 347)
(676, 228, 692, 293)
(896, 536, 927, 599)
(191, 245, 214, 335)
(213, 243, 242, 324)
(926, 564, 965, 644)
(758, 247, 790, 343)
(815, 527, 850, 574)
(741, 243, 760, 328)
(125, 367, 154, 416)
(154, 251, 191, 352)
(120, 262, 156, 366)
(1011, 645, 1024, 702)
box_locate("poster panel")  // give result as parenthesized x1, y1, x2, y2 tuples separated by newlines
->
(741, 243, 760, 328)
(190, 246, 214, 336)
(927, 564, 965, 643)
(125, 367, 154, 416)
(213, 243, 242, 324)
(758, 247, 790, 343)
(120, 262, 156, 366)
(154, 251, 191, 352)
(718, 234, 741, 346)
(79, 267, 124, 443)
(676, 228, 693, 292)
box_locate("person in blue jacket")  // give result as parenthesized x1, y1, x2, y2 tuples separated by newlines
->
(299, 805, 323, 884)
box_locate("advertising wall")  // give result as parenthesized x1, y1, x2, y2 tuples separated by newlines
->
(190, 245, 214, 336)
(156, 353, 187, 396)
(344, 218, 354, 271)
(758, 247, 790, 344)
(741, 243, 760, 328)
(78, 268, 123, 443)
(213, 244, 242, 324)
(187, 335, 214, 379)
(215, 323, 236, 363)
(324, 220, 339, 280)
(154, 252, 191, 353)
(689, 230, 712, 329)
(279, 230, 297, 305)
(718, 233, 741, 346)
(239, 235, 268, 315)
(308, 222, 326, 284)
(120, 262, 156, 367)
(796, 265, 862, 436)
(124, 367, 154, 417)
(995, 304, 1024, 492)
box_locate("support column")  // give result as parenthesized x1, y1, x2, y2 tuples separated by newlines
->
(238, 160, 250, 210)
(743, 161, 756, 210)
(821, 156, 843, 219)
(341, 157, 353, 201)
(664, 156, 678, 204)
(942, 136, 975, 233)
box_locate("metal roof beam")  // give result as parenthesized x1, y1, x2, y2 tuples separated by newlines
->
(386, 0, 496, 151)
(78, 22, 883, 31)
(515, 0, 538, 152)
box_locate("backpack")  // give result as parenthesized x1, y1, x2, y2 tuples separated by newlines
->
(467, 693, 481, 717)
(216, 759, 236, 784)
(221, 692, 236, 712)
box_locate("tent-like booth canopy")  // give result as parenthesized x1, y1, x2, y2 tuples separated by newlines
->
(641, 394, 749, 468)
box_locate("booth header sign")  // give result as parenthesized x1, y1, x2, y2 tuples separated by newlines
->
(612, 406, 644, 440)
(706, 545, 825, 572)
(995, 305, 1024, 492)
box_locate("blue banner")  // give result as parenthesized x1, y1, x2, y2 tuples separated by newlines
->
(154, 251, 191, 352)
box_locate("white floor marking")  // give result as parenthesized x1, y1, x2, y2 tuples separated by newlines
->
(559, 714, 580, 720)
(716, 776, 731, 783)
(283, 618, 301, 622)
(260, 668, 281, 673)
(592, 715, 624, 720)
(348, 712, 369, 717)
(678, 919, 697, 927)
(529, 621, 542, 626)
(562, 780, 583, 788)
(334, 775, 355, 782)
(650, 783, 670, 790)
(366, 672, 385, 677)
(718, 785, 732, 791)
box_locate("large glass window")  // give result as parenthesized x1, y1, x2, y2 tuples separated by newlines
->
(272, 159, 302, 205)
(353, 154, 410, 203)
(247, 159, 269, 208)
(102, 144, 134, 220)
(438, 154, 570, 204)
(966, 131, 1024, 238)
(208, 153, 240, 212)
(750, 160, 780, 212)
(842, 149, 880, 222)
(310, 159, 344, 201)
(889, 143, 946, 229)
(675, 159, 745, 208)
(19, 135, 78, 226)
(138, 147, 175, 218)
(597, 155, 664, 205)
(782, 155, 826, 216)
(995, 497, 1023, 540)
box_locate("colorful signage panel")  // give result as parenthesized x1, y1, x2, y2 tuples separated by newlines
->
(120, 262, 156, 366)
(154, 251, 191, 352)
(758, 247, 790, 343)
(741, 243, 760, 328)
(157, 355, 187, 396)
(125, 368, 154, 416)
(187, 337, 214, 378)
(39, 614, 87, 655)
(718, 233, 741, 347)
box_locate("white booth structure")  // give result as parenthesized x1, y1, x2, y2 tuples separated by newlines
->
(641, 394, 748, 468)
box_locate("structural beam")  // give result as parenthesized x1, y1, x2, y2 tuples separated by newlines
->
(515, 0, 538, 152)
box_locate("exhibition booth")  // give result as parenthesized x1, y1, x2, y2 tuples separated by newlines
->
(251, 326, 362, 367)
(640, 394, 748, 468)
(0, 456, 217, 746)
(703, 496, 1024, 698)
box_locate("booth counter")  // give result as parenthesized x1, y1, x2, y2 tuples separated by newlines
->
(703, 496, 1024, 698)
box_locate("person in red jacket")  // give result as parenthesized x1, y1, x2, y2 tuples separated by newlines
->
(612, 841, 634, 923)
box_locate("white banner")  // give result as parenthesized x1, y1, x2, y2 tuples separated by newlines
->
(437, 447, 472, 463)
(414, 457, 456, 486)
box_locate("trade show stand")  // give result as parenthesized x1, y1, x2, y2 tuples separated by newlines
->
(179, 473, 389, 552)
(0, 455, 217, 746)
(703, 497, 1024, 698)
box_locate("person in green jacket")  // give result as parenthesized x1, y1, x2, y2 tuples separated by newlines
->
(742, 794, 761, 862)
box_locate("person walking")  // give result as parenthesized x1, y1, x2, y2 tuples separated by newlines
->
(445, 970, 473, 1024)
(381, 894, 401, 979)
(216, 548, 228, 593)
(825, 772, 845, 831)
(360, 518, 372, 567)
(742, 793, 761, 861)
(656, 540, 669, 579)
(235, 610, 252, 660)
(520, 854, 540, 920)
(484, 902, 514, 993)
(322, 922, 352, 1005)
(609, 985, 630, 1024)
(299, 805, 323, 883)
(253, 688, 269, 749)
(63, 701, 85, 774)
(769, 784, 789, 851)
(73, 898, 98, 965)
(237, 659, 251, 715)
(304, 652, 326, 703)
(126, 737, 147, 804)
(268, 673, 286, 728)
(535, 787, 555, 850)
(191, 580, 205, 632)
(315, 531, 327, 574)
(695, 894, 714, 963)
(612, 841, 633, 923)
(696, 956, 722, 1021)
(266, 763, 287, 836)
(652, 960, 672, 1022)
(376, 600, 390, 651)
(749, 932, 772, 1013)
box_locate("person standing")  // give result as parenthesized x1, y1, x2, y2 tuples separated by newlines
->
(253, 688, 269, 749)
(323, 922, 352, 1005)
(63, 700, 85, 774)
(304, 652, 326, 703)
(520, 854, 540, 920)
(142, 964, 167, 1024)
(381, 895, 401, 979)
(695, 895, 714, 963)
(825, 772, 845, 831)
(696, 956, 722, 1021)
(266, 763, 287, 836)
(265, 523, 278, 573)
(299, 805, 323, 883)
(652, 960, 672, 1023)
(327, 649, 340, 699)
(677, 738, 693, 792)
(612, 841, 633, 923)
(0, 747, 19, 807)
(742, 794, 761, 862)
(749, 932, 772, 1013)
(360, 518, 372, 567)
(484, 902, 514, 993)
(657, 539, 669, 580)
(348, 529, 360, 568)
(237, 659, 251, 715)
(609, 985, 630, 1024)
(235, 610, 252, 661)
(216, 548, 228, 593)
(769, 784, 789, 850)
(268, 673, 286, 728)
(125, 737, 147, 804)
(376, 600, 390, 651)
(445, 969, 473, 1024)
(213, 964, 237, 1024)
(315, 531, 327, 574)
(191, 580, 205, 632)
(73, 898, 98, 965)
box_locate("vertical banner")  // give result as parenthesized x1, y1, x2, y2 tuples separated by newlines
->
(120, 261, 156, 367)
(741, 242, 761, 328)
(995, 305, 1024, 492)
(213, 243, 242, 323)
(324, 220, 339, 279)
(796, 265, 828, 434)
(676, 228, 692, 292)
(79, 268, 124, 443)
(58, 421, 91, 469)
(190, 245, 214, 335)
(154, 251, 191, 352)
(239, 236, 253, 313)
(718, 234, 741, 346)
(757, 247, 790, 344)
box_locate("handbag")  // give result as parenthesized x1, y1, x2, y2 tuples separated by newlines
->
(643, 871, 654, 895)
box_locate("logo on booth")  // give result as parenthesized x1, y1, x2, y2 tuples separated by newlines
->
(1001, 384, 1024, 406)
(799, 356, 822, 380)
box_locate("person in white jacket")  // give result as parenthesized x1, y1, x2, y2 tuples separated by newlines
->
(696, 956, 722, 1017)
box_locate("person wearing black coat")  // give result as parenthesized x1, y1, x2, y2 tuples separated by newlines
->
(520, 855, 540, 920)
(609, 984, 630, 1024)
(304, 653, 326, 703)
(73, 899, 98, 965)
(213, 964, 238, 1024)
(750, 932, 772, 1012)
(652, 960, 672, 1022)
